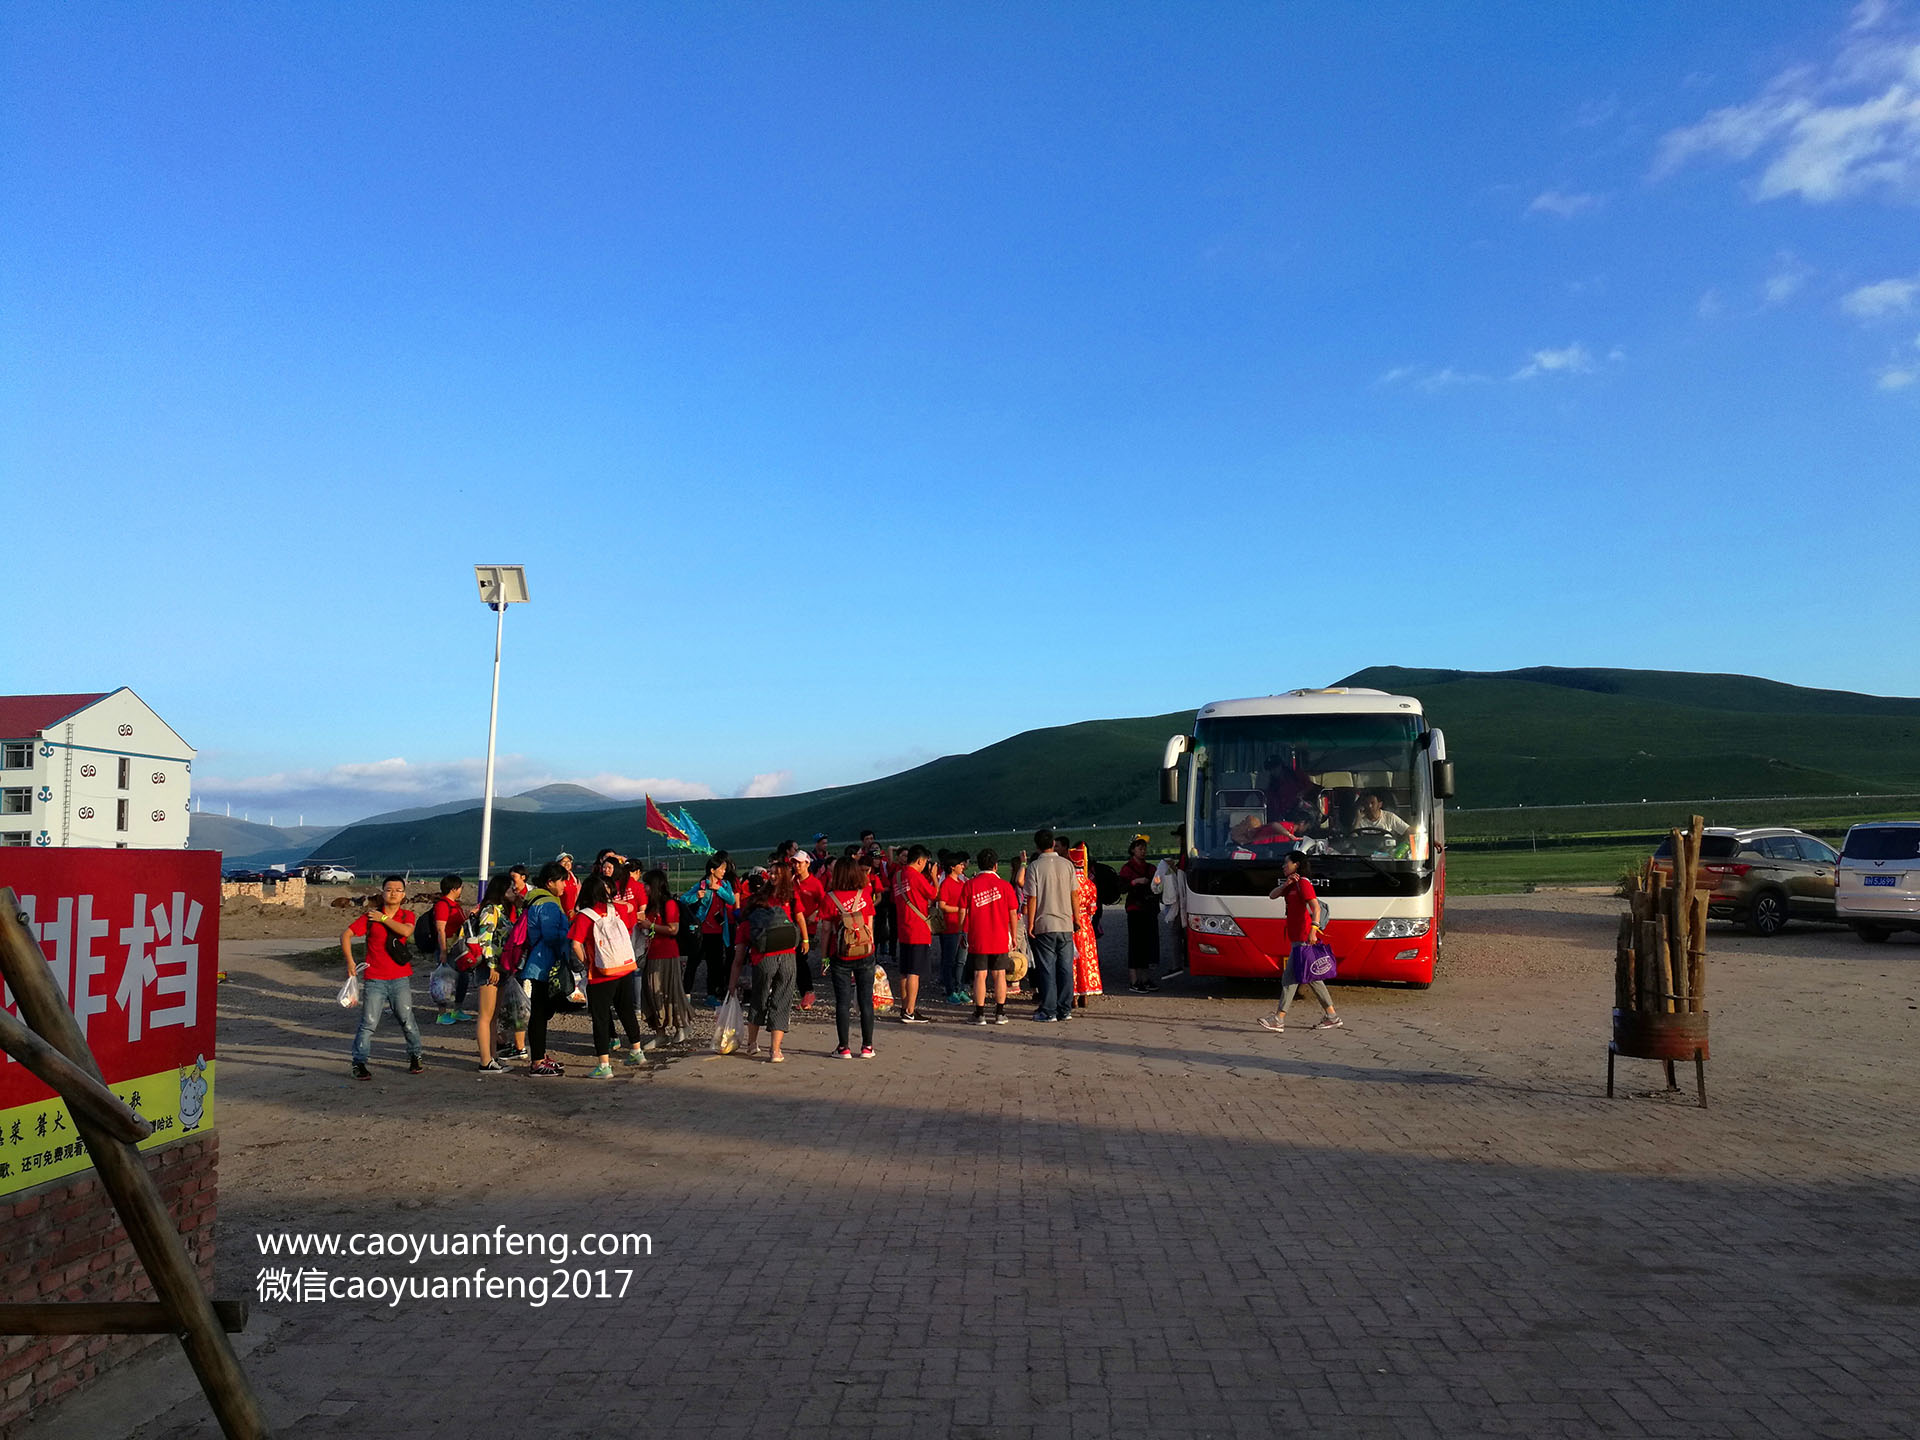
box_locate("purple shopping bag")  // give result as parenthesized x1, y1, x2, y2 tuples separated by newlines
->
(1291, 942, 1337, 984)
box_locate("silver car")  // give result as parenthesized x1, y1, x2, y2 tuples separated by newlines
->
(1836, 822, 1920, 942)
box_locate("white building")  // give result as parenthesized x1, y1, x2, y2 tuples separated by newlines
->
(0, 690, 195, 849)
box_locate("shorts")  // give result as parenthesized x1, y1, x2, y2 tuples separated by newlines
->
(896, 942, 933, 980)
(970, 952, 1010, 973)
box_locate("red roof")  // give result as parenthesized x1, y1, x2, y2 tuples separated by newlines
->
(0, 693, 110, 738)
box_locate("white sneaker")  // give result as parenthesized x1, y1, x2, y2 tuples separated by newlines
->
(1312, 1015, 1343, 1030)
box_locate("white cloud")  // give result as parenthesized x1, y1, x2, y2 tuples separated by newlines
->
(1843, 275, 1920, 316)
(1375, 363, 1490, 392)
(1763, 253, 1814, 304)
(1697, 288, 1726, 318)
(1653, 8, 1920, 204)
(196, 755, 716, 825)
(1526, 189, 1602, 218)
(736, 771, 792, 799)
(1878, 364, 1919, 387)
(1512, 343, 1597, 380)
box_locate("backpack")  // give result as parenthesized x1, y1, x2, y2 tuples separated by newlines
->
(828, 893, 875, 961)
(415, 906, 444, 958)
(500, 909, 529, 974)
(749, 905, 800, 956)
(585, 908, 636, 975)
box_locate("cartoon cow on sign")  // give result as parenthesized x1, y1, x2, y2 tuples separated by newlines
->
(178, 1056, 209, 1132)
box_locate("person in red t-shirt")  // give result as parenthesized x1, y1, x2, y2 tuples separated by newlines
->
(342, 876, 423, 1078)
(821, 856, 879, 1058)
(935, 851, 969, 1003)
(568, 874, 647, 1075)
(637, 868, 690, 1045)
(962, 849, 1018, 1025)
(1258, 851, 1340, 1033)
(429, 875, 471, 1025)
(891, 845, 939, 1024)
(791, 851, 827, 1010)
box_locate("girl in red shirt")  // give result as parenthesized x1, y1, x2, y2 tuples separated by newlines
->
(568, 874, 647, 1075)
(820, 856, 880, 1058)
(638, 869, 690, 1046)
(1258, 851, 1342, 1033)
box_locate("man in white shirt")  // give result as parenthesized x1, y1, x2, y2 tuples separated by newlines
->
(1349, 791, 1410, 839)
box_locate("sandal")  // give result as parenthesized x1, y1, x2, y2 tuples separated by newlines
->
(768, 1053, 786, 1063)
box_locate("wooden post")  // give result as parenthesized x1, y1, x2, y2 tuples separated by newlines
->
(1688, 890, 1710, 1013)
(0, 891, 273, 1440)
(0, 1006, 152, 1144)
(1639, 919, 1661, 1014)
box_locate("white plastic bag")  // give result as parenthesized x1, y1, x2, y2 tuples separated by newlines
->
(337, 964, 367, 1008)
(711, 993, 744, 1055)
(428, 962, 458, 1008)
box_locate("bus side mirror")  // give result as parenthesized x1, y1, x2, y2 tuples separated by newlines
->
(1159, 733, 1189, 807)
(1433, 760, 1455, 800)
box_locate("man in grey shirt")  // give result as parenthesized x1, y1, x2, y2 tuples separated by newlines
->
(1022, 827, 1078, 1022)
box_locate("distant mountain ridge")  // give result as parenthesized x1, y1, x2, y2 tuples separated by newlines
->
(304, 666, 1920, 872)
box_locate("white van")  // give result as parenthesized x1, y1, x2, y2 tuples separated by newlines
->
(1836, 822, 1920, 942)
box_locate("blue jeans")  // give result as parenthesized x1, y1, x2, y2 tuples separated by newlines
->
(353, 976, 423, 1065)
(1029, 931, 1075, 1019)
(937, 933, 963, 995)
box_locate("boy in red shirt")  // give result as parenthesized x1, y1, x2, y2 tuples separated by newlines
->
(342, 876, 424, 1078)
(935, 850, 969, 1003)
(962, 849, 1018, 1026)
(891, 845, 939, 1024)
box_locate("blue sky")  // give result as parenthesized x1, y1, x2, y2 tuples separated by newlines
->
(4, 2, 1918, 824)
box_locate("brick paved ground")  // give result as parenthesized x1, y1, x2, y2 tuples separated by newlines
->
(63, 898, 1920, 1438)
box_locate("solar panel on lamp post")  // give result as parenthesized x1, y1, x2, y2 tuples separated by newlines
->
(473, 565, 529, 884)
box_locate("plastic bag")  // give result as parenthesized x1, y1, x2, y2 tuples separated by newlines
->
(337, 964, 366, 1008)
(711, 993, 744, 1055)
(428, 962, 458, 1008)
(871, 966, 894, 1011)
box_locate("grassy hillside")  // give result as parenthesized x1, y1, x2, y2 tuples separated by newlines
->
(1347, 666, 1920, 808)
(309, 710, 1193, 872)
(309, 667, 1920, 872)
(188, 814, 339, 864)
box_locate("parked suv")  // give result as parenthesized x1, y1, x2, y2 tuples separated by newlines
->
(1651, 826, 1838, 936)
(1835, 821, 1920, 943)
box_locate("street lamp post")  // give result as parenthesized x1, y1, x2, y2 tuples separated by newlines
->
(473, 565, 530, 883)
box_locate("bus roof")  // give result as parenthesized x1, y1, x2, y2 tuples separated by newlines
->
(1196, 689, 1426, 720)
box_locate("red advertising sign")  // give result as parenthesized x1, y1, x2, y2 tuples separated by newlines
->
(0, 849, 219, 1195)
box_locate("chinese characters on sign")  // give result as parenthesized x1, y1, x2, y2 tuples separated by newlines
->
(0, 850, 220, 1197)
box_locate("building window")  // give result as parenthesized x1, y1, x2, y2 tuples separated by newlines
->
(116, 798, 129, 831)
(0, 831, 28, 847)
(1, 742, 28, 769)
(118, 757, 131, 790)
(1, 788, 30, 815)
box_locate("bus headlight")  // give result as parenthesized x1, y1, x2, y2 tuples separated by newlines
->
(1188, 914, 1245, 937)
(1365, 917, 1431, 939)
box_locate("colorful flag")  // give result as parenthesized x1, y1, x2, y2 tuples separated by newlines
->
(644, 795, 689, 845)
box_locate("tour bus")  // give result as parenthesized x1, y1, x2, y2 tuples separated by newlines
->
(1159, 688, 1453, 986)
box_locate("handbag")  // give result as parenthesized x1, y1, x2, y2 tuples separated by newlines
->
(1293, 942, 1337, 984)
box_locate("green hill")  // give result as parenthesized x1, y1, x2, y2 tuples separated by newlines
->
(307, 667, 1920, 871)
(1348, 666, 1920, 808)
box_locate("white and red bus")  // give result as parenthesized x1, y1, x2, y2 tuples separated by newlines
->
(1159, 688, 1453, 987)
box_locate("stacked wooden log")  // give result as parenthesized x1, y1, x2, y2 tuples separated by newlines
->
(1616, 815, 1710, 1015)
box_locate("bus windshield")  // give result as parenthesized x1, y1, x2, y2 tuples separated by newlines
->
(1192, 713, 1429, 868)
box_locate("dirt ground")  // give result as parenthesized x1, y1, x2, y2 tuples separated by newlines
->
(29, 893, 1920, 1439)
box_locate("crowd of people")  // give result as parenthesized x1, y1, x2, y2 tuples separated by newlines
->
(340, 826, 1198, 1077)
